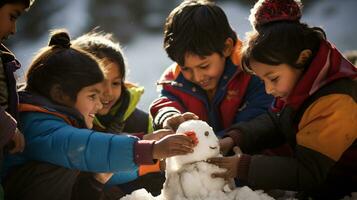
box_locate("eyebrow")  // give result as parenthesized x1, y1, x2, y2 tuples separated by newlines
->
(263, 71, 275, 77)
(89, 88, 101, 94)
(13, 9, 23, 17)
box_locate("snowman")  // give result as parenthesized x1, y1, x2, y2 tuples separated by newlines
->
(121, 120, 273, 200)
(162, 120, 233, 200)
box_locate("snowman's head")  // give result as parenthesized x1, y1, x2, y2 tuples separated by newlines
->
(166, 120, 220, 172)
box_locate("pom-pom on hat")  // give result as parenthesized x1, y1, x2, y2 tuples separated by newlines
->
(249, 0, 302, 29)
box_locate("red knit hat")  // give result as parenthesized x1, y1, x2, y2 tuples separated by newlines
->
(249, 0, 302, 29)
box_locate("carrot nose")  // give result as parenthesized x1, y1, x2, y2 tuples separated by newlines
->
(184, 131, 199, 145)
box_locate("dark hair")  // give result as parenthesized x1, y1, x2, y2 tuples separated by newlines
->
(0, 0, 35, 9)
(164, 0, 237, 66)
(241, 21, 326, 74)
(241, 0, 326, 73)
(26, 29, 104, 102)
(72, 31, 126, 81)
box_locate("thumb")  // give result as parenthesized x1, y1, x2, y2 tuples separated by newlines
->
(233, 146, 242, 155)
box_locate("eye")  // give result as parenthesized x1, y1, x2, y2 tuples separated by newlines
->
(199, 64, 208, 69)
(270, 77, 279, 83)
(89, 94, 97, 100)
(180, 66, 189, 71)
(112, 81, 122, 87)
(204, 131, 209, 136)
(10, 14, 18, 21)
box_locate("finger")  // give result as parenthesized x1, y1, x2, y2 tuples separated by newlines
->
(169, 143, 194, 153)
(172, 135, 196, 146)
(170, 143, 194, 151)
(233, 146, 242, 155)
(182, 112, 199, 120)
(169, 149, 194, 156)
(211, 172, 228, 179)
(207, 157, 226, 163)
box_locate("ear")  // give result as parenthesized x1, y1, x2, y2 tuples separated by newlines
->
(223, 38, 234, 58)
(49, 84, 74, 107)
(296, 49, 312, 66)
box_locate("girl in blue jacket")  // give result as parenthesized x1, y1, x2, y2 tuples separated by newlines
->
(3, 29, 195, 200)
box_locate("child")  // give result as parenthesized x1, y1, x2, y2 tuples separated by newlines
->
(3, 30, 195, 200)
(72, 31, 166, 197)
(0, 0, 34, 198)
(150, 0, 273, 136)
(210, 0, 357, 199)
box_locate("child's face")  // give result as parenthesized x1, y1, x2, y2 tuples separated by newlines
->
(250, 59, 303, 100)
(0, 3, 26, 42)
(75, 82, 103, 129)
(97, 61, 122, 115)
(181, 52, 226, 94)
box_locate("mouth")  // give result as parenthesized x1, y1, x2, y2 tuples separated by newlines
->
(209, 146, 217, 150)
(101, 100, 113, 108)
(198, 79, 210, 88)
(88, 113, 96, 119)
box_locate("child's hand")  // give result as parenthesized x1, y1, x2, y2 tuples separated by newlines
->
(219, 137, 235, 155)
(152, 134, 196, 159)
(94, 172, 114, 184)
(208, 146, 242, 180)
(163, 112, 199, 131)
(7, 128, 25, 154)
(143, 129, 174, 141)
(159, 159, 166, 172)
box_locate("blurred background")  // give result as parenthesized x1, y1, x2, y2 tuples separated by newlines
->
(6, 0, 357, 110)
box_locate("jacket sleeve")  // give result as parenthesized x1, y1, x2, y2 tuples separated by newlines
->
(234, 76, 273, 123)
(20, 112, 155, 173)
(246, 148, 335, 191)
(226, 112, 284, 154)
(150, 87, 185, 129)
(0, 106, 16, 148)
(242, 94, 357, 191)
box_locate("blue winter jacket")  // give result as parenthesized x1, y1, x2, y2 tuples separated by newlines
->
(4, 91, 155, 185)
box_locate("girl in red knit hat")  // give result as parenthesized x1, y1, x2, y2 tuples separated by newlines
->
(209, 0, 357, 199)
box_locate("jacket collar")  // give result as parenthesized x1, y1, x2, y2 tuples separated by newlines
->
(18, 89, 86, 128)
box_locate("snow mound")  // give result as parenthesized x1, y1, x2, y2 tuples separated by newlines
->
(121, 120, 273, 200)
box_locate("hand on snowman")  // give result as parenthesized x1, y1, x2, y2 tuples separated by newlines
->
(152, 133, 197, 159)
(163, 112, 199, 131)
(143, 129, 174, 141)
(208, 146, 242, 180)
(219, 136, 235, 155)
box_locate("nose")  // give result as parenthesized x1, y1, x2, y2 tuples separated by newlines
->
(10, 22, 16, 35)
(264, 82, 274, 95)
(102, 82, 113, 97)
(192, 70, 204, 83)
(96, 98, 103, 110)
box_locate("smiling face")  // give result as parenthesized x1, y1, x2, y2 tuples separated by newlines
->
(0, 3, 26, 42)
(74, 82, 103, 129)
(97, 60, 123, 115)
(250, 59, 303, 100)
(181, 53, 226, 95)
